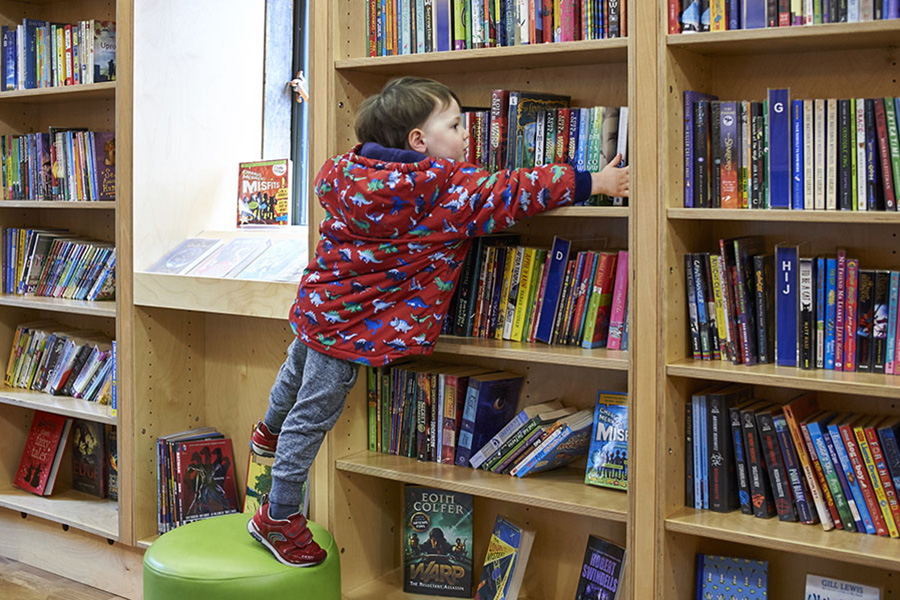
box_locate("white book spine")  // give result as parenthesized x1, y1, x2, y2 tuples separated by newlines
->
(471, 0, 484, 46)
(516, 0, 529, 44)
(848, 0, 860, 21)
(613, 106, 629, 205)
(503, 247, 524, 340)
(826, 99, 837, 211)
(860, 0, 874, 19)
(856, 98, 867, 211)
(803, 100, 814, 210)
(534, 111, 546, 166)
(804, 0, 814, 23)
(814, 98, 826, 210)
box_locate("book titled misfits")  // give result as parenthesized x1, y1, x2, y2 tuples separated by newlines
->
(237, 159, 292, 227)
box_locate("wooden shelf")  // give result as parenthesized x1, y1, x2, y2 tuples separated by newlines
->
(343, 567, 538, 599)
(667, 208, 900, 224)
(335, 38, 628, 75)
(335, 451, 627, 522)
(0, 485, 118, 539)
(0, 200, 116, 209)
(435, 335, 629, 370)
(666, 507, 900, 572)
(0, 294, 116, 318)
(0, 386, 116, 424)
(667, 358, 900, 399)
(544, 206, 629, 218)
(0, 81, 116, 103)
(666, 20, 900, 55)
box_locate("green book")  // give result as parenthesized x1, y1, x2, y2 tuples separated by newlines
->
(884, 97, 900, 208)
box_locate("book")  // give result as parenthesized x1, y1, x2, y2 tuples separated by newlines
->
(403, 486, 474, 597)
(585, 391, 629, 490)
(474, 515, 535, 600)
(469, 399, 562, 469)
(512, 408, 593, 477)
(71, 418, 107, 498)
(242, 451, 308, 517)
(146, 238, 223, 275)
(696, 555, 768, 600)
(91, 132, 116, 200)
(106, 424, 117, 501)
(534, 236, 571, 343)
(574, 535, 627, 600)
(775, 242, 801, 367)
(13, 410, 72, 496)
(174, 436, 240, 525)
(805, 574, 881, 600)
(232, 238, 308, 282)
(708, 385, 751, 512)
(187, 238, 272, 278)
(92, 21, 115, 83)
(455, 372, 524, 467)
(481, 406, 575, 473)
(237, 159, 292, 226)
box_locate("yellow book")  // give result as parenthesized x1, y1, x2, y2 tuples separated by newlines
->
(511, 247, 536, 342)
(710, 0, 726, 31)
(16, 228, 26, 292)
(854, 417, 899, 538)
(495, 246, 517, 340)
(708, 254, 728, 359)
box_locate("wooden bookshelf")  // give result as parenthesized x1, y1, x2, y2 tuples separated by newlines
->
(667, 208, 900, 224)
(0, 81, 115, 103)
(0, 294, 116, 318)
(0, 485, 118, 539)
(0, 200, 116, 209)
(0, 386, 116, 424)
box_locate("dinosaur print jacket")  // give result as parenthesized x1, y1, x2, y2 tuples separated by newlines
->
(289, 142, 592, 366)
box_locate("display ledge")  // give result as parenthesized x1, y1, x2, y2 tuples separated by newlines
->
(336, 451, 627, 522)
(544, 206, 628, 218)
(668, 208, 900, 224)
(335, 38, 628, 75)
(667, 359, 900, 399)
(0, 81, 116, 103)
(0, 386, 115, 424)
(0, 200, 115, 209)
(0, 294, 116, 318)
(133, 272, 298, 320)
(666, 20, 900, 55)
(0, 485, 118, 540)
(343, 567, 537, 599)
(436, 335, 629, 370)
(666, 507, 900, 572)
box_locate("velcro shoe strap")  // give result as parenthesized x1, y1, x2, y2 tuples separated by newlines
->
(283, 514, 310, 541)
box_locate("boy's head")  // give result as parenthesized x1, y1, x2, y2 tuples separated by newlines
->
(355, 77, 468, 161)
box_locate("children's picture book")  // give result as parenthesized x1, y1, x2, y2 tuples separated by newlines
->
(92, 132, 116, 200)
(13, 410, 72, 496)
(93, 21, 116, 82)
(475, 515, 535, 600)
(403, 485, 474, 598)
(187, 238, 271, 278)
(585, 391, 629, 490)
(174, 436, 240, 525)
(696, 554, 768, 600)
(805, 574, 881, 600)
(242, 428, 309, 516)
(237, 159, 292, 227)
(71, 419, 107, 498)
(146, 238, 223, 275)
(233, 238, 308, 282)
(574, 535, 627, 600)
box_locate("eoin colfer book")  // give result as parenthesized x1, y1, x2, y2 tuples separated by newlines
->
(585, 391, 629, 491)
(575, 535, 627, 600)
(475, 515, 535, 600)
(404, 485, 474, 597)
(237, 159, 292, 227)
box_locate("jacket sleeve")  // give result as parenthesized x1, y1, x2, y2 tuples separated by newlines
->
(435, 161, 592, 236)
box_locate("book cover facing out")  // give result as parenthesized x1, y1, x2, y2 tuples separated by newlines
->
(237, 159, 292, 226)
(575, 535, 626, 600)
(403, 486, 474, 597)
(585, 391, 629, 490)
(805, 574, 881, 600)
(696, 554, 768, 600)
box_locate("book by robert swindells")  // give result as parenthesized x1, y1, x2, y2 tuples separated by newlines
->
(403, 485, 474, 597)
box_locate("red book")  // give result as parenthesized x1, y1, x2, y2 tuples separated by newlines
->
(783, 393, 836, 530)
(555, 108, 570, 164)
(844, 258, 859, 372)
(875, 99, 896, 210)
(13, 411, 73, 496)
(839, 416, 889, 536)
(668, 0, 681, 32)
(568, 251, 597, 344)
(560, 0, 575, 41)
(64, 25, 74, 86)
(543, 0, 553, 41)
(799, 415, 843, 528)
(174, 437, 240, 526)
(835, 249, 847, 371)
(865, 416, 900, 529)
(582, 251, 619, 347)
(368, 0, 377, 56)
(489, 89, 511, 171)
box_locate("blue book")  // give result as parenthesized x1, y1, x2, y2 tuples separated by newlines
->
(877, 417, 900, 496)
(827, 416, 873, 534)
(791, 99, 804, 210)
(816, 257, 826, 369)
(807, 413, 858, 532)
(1, 27, 15, 91)
(22, 19, 46, 90)
(692, 254, 712, 360)
(825, 258, 838, 370)
(888, 271, 899, 375)
(727, 0, 740, 28)
(683, 91, 719, 207)
(575, 107, 590, 171)
(773, 413, 815, 524)
(887, 0, 900, 18)
(775, 243, 800, 367)
(575, 535, 626, 600)
(692, 392, 703, 508)
(416, 0, 425, 53)
(534, 236, 571, 343)
(454, 372, 523, 467)
(434, 0, 452, 51)
(476, 515, 534, 600)
(743, 0, 767, 28)
(768, 89, 791, 209)
(820, 418, 864, 533)
(700, 392, 709, 509)
(697, 555, 768, 600)
(469, 399, 562, 469)
(513, 408, 593, 477)
(585, 391, 629, 490)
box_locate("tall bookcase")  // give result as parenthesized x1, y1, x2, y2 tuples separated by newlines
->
(657, 15, 900, 600)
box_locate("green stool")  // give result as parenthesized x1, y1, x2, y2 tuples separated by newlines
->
(143, 513, 341, 600)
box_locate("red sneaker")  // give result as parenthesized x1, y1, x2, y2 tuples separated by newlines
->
(250, 420, 278, 457)
(247, 503, 326, 568)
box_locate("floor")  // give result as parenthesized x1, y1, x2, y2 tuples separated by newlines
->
(0, 556, 129, 600)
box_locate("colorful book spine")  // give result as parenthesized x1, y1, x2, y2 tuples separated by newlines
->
(826, 419, 869, 533)
(844, 259, 860, 372)
(768, 89, 791, 209)
(887, 271, 899, 375)
(775, 243, 799, 367)
(792, 99, 804, 210)
(835, 250, 847, 371)
(606, 250, 629, 350)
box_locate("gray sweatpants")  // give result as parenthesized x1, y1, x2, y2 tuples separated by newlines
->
(264, 338, 359, 508)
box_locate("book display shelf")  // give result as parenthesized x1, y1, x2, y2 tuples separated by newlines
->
(659, 8, 900, 600)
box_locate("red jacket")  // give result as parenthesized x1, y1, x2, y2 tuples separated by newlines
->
(290, 143, 591, 366)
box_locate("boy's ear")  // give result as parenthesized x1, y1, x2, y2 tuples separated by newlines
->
(408, 128, 427, 153)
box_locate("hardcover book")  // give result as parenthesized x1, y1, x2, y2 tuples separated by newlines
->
(71, 419, 107, 498)
(574, 535, 626, 600)
(455, 372, 523, 467)
(805, 574, 881, 600)
(404, 486, 474, 598)
(696, 554, 768, 600)
(237, 159, 292, 227)
(13, 410, 72, 496)
(585, 391, 629, 490)
(475, 515, 535, 600)
(174, 436, 240, 525)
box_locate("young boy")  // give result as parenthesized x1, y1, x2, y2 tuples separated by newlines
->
(247, 77, 629, 567)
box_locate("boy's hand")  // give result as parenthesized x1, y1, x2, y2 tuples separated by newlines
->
(590, 154, 630, 197)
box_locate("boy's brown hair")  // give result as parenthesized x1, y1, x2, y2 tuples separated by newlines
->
(354, 77, 461, 150)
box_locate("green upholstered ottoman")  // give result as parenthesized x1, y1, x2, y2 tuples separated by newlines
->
(143, 513, 341, 600)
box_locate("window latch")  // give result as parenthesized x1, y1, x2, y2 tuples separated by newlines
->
(289, 70, 308, 103)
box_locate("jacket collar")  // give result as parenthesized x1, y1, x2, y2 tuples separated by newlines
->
(357, 142, 427, 164)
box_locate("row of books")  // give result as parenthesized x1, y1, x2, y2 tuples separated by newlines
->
(147, 237, 307, 282)
(687, 387, 900, 538)
(367, 0, 625, 57)
(685, 239, 900, 375)
(13, 411, 117, 500)
(1, 20, 116, 91)
(403, 485, 627, 599)
(1, 130, 116, 201)
(462, 100, 629, 206)
(445, 236, 629, 350)
(684, 89, 900, 211)
(365, 359, 629, 485)
(2, 228, 116, 301)
(671, 0, 900, 33)
(156, 427, 240, 534)
(5, 322, 116, 407)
